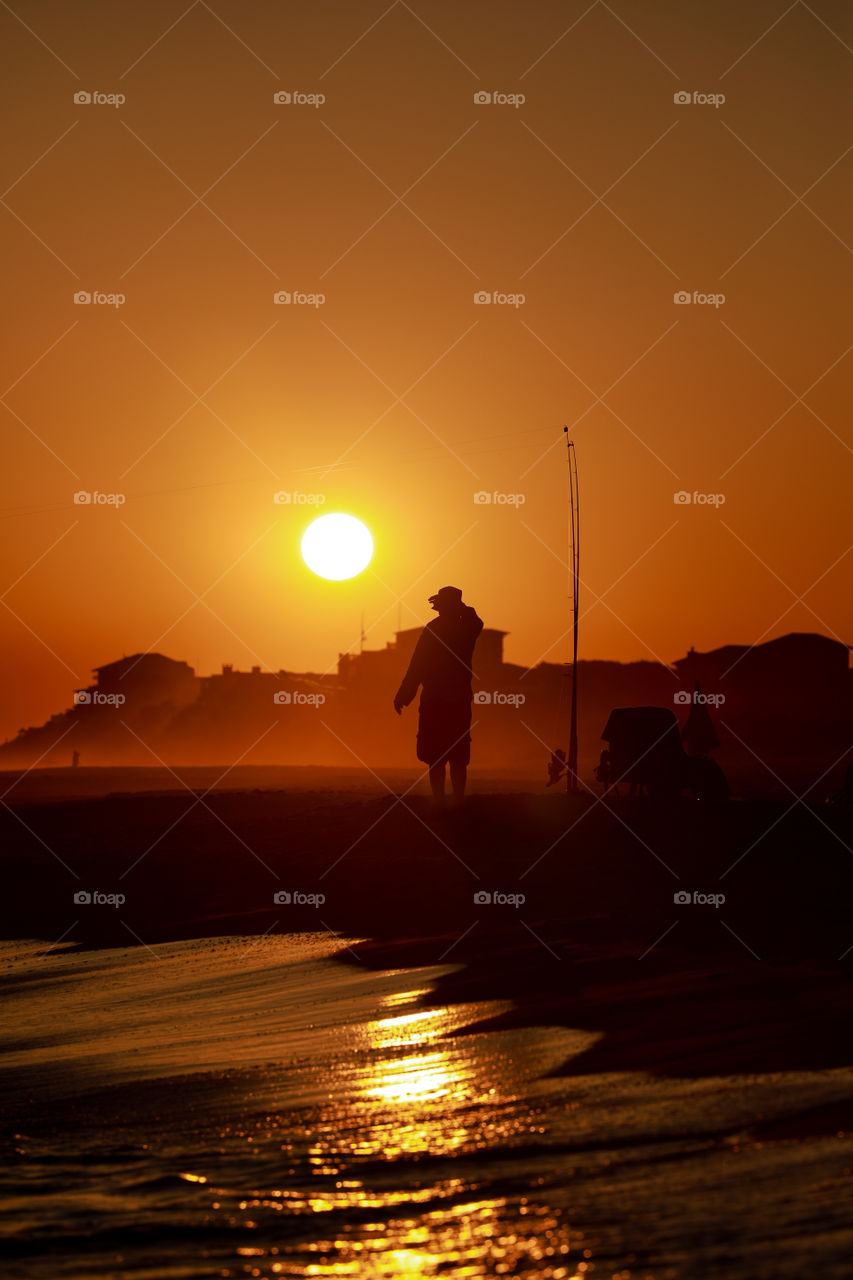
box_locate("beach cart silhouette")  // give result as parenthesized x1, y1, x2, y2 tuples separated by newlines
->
(601, 706, 686, 799)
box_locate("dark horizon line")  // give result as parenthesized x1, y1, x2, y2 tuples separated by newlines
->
(88, 627, 850, 684)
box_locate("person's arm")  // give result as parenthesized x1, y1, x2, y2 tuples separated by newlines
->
(455, 601, 481, 645)
(462, 604, 483, 638)
(393, 630, 430, 713)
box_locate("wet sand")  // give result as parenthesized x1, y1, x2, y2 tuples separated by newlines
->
(1, 781, 852, 1277)
(2, 934, 852, 1279)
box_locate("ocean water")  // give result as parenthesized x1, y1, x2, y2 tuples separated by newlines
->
(1, 936, 851, 1279)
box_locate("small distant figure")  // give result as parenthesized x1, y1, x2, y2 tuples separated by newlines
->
(71, 749, 80, 769)
(682, 682, 720, 756)
(394, 586, 483, 809)
(594, 747, 615, 796)
(546, 748, 567, 788)
(687, 754, 730, 802)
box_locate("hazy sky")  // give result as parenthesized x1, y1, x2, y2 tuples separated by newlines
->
(2, 0, 852, 740)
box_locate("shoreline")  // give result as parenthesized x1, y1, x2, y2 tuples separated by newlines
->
(2, 928, 852, 1280)
(2, 785, 852, 1085)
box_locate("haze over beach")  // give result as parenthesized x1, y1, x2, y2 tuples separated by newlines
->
(2, 2, 852, 1278)
(2, 0, 852, 738)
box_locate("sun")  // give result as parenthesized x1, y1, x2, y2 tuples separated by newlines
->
(301, 513, 374, 581)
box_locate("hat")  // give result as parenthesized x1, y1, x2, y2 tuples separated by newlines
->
(428, 585, 463, 608)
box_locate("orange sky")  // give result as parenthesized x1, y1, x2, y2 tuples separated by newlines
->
(2, 0, 852, 741)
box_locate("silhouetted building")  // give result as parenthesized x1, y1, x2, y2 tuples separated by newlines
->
(674, 633, 850, 726)
(90, 653, 197, 709)
(0, 631, 848, 788)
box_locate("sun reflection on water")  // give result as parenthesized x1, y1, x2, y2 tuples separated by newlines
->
(205, 995, 592, 1278)
(363, 1050, 459, 1103)
(226, 1194, 578, 1278)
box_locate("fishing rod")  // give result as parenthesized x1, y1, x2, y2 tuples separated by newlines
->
(564, 429, 580, 794)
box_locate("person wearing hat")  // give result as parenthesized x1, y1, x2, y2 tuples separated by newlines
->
(393, 586, 483, 807)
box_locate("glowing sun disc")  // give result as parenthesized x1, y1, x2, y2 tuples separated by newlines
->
(301, 513, 373, 581)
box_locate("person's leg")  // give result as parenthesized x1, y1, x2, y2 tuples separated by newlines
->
(448, 719, 471, 808)
(449, 761, 467, 806)
(429, 762, 446, 806)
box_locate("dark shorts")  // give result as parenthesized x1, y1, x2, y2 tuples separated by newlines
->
(416, 695, 472, 767)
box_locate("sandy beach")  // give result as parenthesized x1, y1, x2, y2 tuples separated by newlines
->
(2, 930, 852, 1280)
(2, 775, 852, 1277)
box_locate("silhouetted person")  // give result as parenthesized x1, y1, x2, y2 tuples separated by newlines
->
(682, 682, 720, 756)
(394, 586, 483, 808)
(546, 748, 567, 788)
(686, 754, 730, 802)
(594, 747, 614, 795)
(71, 749, 80, 769)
